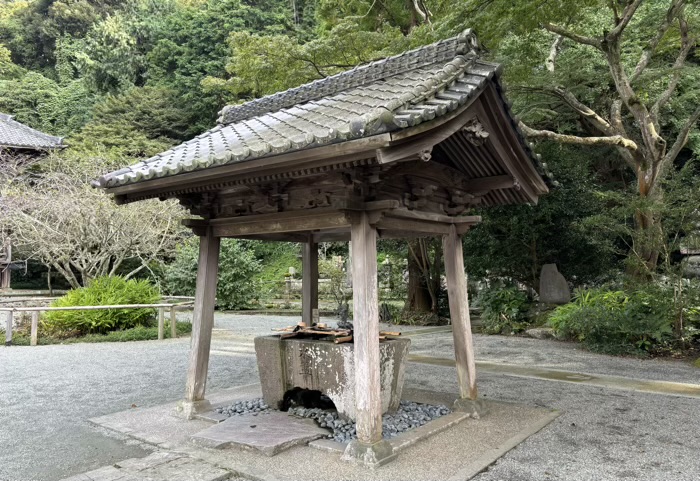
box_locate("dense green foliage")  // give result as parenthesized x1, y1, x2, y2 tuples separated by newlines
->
(250, 241, 301, 286)
(464, 143, 619, 290)
(161, 237, 261, 310)
(43, 276, 160, 334)
(474, 283, 534, 335)
(549, 281, 700, 355)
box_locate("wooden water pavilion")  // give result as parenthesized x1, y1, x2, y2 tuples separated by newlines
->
(97, 30, 548, 466)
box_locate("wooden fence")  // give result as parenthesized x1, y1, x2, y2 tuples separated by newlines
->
(2, 300, 194, 346)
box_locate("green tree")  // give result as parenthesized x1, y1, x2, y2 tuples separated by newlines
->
(223, 20, 408, 99)
(0, 0, 126, 70)
(443, 0, 700, 276)
(464, 143, 619, 291)
(0, 71, 95, 136)
(67, 85, 190, 158)
(145, 0, 296, 130)
(161, 237, 262, 309)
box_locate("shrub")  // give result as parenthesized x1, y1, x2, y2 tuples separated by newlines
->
(675, 279, 700, 340)
(43, 276, 160, 335)
(319, 257, 350, 314)
(548, 287, 675, 355)
(475, 283, 532, 334)
(161, 237, 261, 310)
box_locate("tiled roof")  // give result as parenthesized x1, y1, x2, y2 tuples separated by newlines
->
(0, 113, 63, 150)
(99, 30, 537, 189)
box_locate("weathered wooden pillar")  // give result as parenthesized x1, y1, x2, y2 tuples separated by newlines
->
(302, 235, 319, 325)
(178, 227, 220, 419)
(342, 212, 395, 467)
(443, 224, 483, 416)
(4, 310, 12, 346)
(345, 241, 352, 288)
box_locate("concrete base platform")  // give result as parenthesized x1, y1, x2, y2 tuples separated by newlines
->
(88, 384, 560, 481)
(61, 452, 230, 481)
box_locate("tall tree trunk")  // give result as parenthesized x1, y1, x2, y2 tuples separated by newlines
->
(405, 239, 442, 314)
(405, 240, 432, 313)
(630, 167, 662, 278)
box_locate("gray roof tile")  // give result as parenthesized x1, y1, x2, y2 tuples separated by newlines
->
(0, 113, 63, 150)
(99, 30, 543, 189)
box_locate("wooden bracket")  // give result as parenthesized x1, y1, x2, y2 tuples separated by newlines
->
(461, 117, 490, 146)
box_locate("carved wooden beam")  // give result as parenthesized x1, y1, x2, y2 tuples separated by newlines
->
(385, 208, 481, 225)
(463, 175, 514, 192)
(210, 208, 351, 237)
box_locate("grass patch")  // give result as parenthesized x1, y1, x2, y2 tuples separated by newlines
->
(694, 358, 700, 368)
(8, 321, 192, 346)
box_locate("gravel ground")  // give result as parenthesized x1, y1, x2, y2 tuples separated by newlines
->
(2, 312, 699, 481)
(410, 331, 700, 385)
(405, 361, 700, 481)
(0, 314, 264, 481)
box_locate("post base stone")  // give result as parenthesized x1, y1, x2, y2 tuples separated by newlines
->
(342, 439, 397, 468)
(453, 398, 487, 419)
(175, 399, 211, 420)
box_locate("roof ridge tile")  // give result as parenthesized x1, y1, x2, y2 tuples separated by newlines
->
(217, 30, 479, 125)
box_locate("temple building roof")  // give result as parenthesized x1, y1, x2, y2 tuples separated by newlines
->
(0, 113, 63, 150)
(97, 30, 548, 197)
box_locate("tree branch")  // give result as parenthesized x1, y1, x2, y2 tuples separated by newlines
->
(608, 99, 640, 169)
(608, 0, 621, 25)
(651, 13, 695, 124)
(602, 41, 666, 160)
(519, 122, 639, 150)
(550, 87, 615, 134)
(661, 105, 700, 175)
(541, 23, 602, 48)
(630, 0, 686, 83)
(515, 85, 615, 136)
(545, 35, 564, 72)
(610, 100, 626, 135)
(412, 0, 432, 24)
(607, 0, 643, 39)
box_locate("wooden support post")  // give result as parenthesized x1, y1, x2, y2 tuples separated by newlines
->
(346, 241, 352, 287)
(181, 227, 220, 417)
(443, 224, 477, 400)
(302, 235, 319, 325)
(351, 212, 381, 444)
(158, 307, 165, 340)
(30, 311, 39, 346)
(170, 306, 177, 339)
(5, 310, 12, 346)
(343, 212, 395, 466)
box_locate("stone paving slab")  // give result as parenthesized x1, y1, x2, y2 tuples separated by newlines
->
(60, 452, 231, 481)
(191, 411, 329, 456)
(89, 384, 263, 450)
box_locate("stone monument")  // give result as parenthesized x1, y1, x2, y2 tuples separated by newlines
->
(539, 264, 570, 304)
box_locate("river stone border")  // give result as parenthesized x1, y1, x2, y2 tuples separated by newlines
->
(213, 397, 450, 443)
